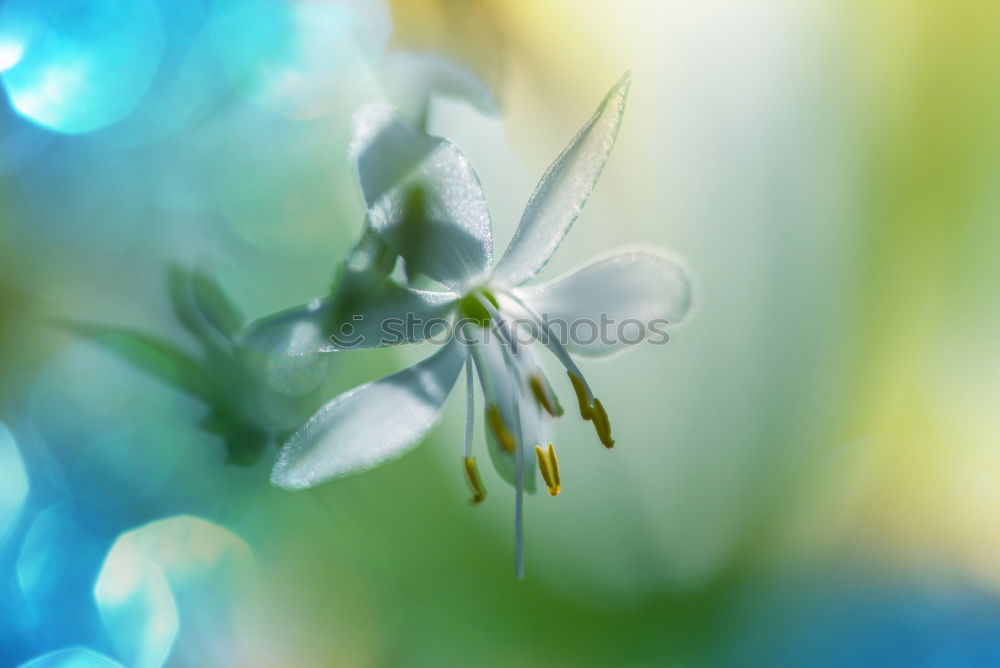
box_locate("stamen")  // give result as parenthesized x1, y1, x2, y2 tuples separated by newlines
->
(464, 356, 474, 458)
(482, 304, 527, 579)
(494, 288, 596, 410)
(567, 371, 594, 421)
(534, 443, 561, 496)
(529, 372, 564, 417)
(486, 404, 516, 453)
(463, 457, 487, 505)
(547, 443, 561, 493)
(494, 289, 613, 451)
(511, 388, 525, 579)
(534, 446, 552, 490)
(592, 398, 615, 448)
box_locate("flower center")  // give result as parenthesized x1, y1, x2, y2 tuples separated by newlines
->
(458, 289, 499, 328)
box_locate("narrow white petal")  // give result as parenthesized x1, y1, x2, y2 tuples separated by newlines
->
(271, 340, 465, 488)
(470, 332, 548, 492)
(463, 356, 474, 459)
(513, 246, 693, 358)
(351, 105, 493, 292)
(241, 285, 456, 357)
(492, 73, 630, 286)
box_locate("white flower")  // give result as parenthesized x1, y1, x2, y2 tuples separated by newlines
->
(245, 73, 692, 576)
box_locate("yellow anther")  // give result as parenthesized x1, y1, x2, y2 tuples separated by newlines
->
(567, 371, 593, 421)
(546, 443, 560, 492)
(463, 457, 487, 505)
(591, 398, 615, 448)
(534, 443, 561, 496)
(534, 446, 550, 490)
(486, 404, 515, 452)
(529, 373, 564, 417)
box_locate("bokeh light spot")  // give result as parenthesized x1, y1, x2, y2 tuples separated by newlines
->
(0, 40, 24, 71)
(93, 2, 229, 146)
(0, 0, 165, 134)
(95, 516, 259, 668)
(16, 502, 107, 634)
(18, 646, 125, 668)
(0, 86, 53, 173)
(208, 0, 388, 119)
(0, 421, 29, 544)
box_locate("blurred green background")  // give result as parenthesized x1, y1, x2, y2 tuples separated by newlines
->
(2, 0, 1000, 665)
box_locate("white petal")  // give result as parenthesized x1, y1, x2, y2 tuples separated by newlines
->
(378, 51, 498, 129)
(513, 246, 693, 358)
(351, 105, 493, 292)
(469, 331, 548, 492)
(492, 73, 630, 286)
(240, 284, 456, 357)
(271, 339, 465, 488)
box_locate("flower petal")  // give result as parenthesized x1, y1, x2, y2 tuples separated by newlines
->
(271, 339, 466, 489)
(378, 51, 498, 129)
(469, 330, 548, 492)
(512, 246, 693, 358)
(240, 282, 457, 357)
(492, 73, 630, 286)
(351, 105, 493, 292)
